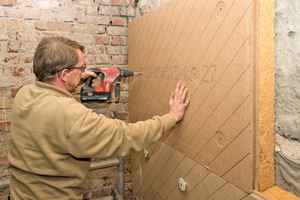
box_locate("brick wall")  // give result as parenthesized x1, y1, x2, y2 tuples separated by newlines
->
(0, 0, 136, 199)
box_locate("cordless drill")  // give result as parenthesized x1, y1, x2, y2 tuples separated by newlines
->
(80, 68, 141, 103)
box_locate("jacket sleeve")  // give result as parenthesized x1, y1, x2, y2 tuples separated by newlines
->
(67, 108, 176, 158)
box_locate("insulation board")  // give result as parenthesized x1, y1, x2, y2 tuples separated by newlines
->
(128, 0, 257, 198)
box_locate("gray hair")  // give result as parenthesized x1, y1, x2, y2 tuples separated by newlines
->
(33, 37, 85, 83)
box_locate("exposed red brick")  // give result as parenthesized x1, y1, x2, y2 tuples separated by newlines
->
(112, 0, 125, 6)
(112, 17, 127, 26)
(0, 89, 5, 98)
(77, 14, 94, 24)
(112, 56, 127, 65)
(0, 100, 4, 108)
(6, 19, 20, 30)
(34, 21, 72, 32)
(125, 173, 132, 182)
(0, 157, 8, 166)
(120, 91, 128, 102)
(111, 37, 126, 46)
(118, 112, 128, 121)
(128, 18, 135, 23)
(94, 35, 109, 45)
(94, 16, 110, 25)
(0, 122, 10, 132)
(84, 54, 94, 65)
(0, 7, 17, 17)
(124, 103, 129, 111)
(12, 67, 25, 76)
(0, 133, 9, 143)
(34, 21, 48, 30)
(95, 0, 110, 5)
(86, 5, 98, 14)
(129, 0, 135, 7)
(99, 6, 119, 15)
(7, 42, 18, 53)
(24, 55, 33, 63)
(48, 22, 72, 32)
(120, 7, 135, 17)
(107, 27, 127, 36)
(11, 88, 20, 98)
(121, 82, 129, 90)
(121, 46, 128, 55)
(7, 31, 19, 41)
(23, 9, 42, 20)
(5, 99, 13, 109)
(92, 187, 111, 199)
(107, 46, 120, 55)
(86, 45, 105, 54)
(3, 55, 21, 64)
(73, 25, 105, 34)
(0, 0, 16, 6)
(95, 55, 109, 64)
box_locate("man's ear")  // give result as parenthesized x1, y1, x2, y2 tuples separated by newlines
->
(59, 69, 69, 82)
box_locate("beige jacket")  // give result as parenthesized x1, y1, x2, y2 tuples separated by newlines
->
(8, 81, 175, 200)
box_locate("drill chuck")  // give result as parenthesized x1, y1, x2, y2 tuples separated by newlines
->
(121, 69, 134, 77)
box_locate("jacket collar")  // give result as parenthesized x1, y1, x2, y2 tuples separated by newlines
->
(35, 81, 73, 98)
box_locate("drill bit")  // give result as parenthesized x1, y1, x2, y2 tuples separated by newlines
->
(134, 72, 143, 75)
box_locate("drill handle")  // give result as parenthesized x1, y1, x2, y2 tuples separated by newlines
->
(82, 68, 103, 89)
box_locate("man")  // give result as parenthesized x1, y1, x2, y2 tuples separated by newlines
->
(8, 37, 190, 199)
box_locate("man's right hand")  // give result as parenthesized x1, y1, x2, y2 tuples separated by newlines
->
(169, 82, 190, 123)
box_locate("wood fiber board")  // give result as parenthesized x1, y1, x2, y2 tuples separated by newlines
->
(129, 0, 256, 198)
(158, 156, 196, 199)
(132, 141, 166, 196)
(195, 99, 250, 167)
(169, 4, 252, 151)
(242, 195, 260, 200)
(223, 154, 253, 193)
(151, 150, 185, 193)
(166, 163, 210, 200)
(183, 172, 227, 200)
(131, 141, 158, 191)
(206, 182, 248, 200)
(141, 145, 175, 195)
(207, 125, 251, 176)
(144, 151, 185, 200)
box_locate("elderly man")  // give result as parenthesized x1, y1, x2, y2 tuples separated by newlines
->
(8, 36, 190, 200)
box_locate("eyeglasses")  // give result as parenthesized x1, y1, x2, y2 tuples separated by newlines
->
(72, 62, 86, 70)
(58, 63, 86, 77)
